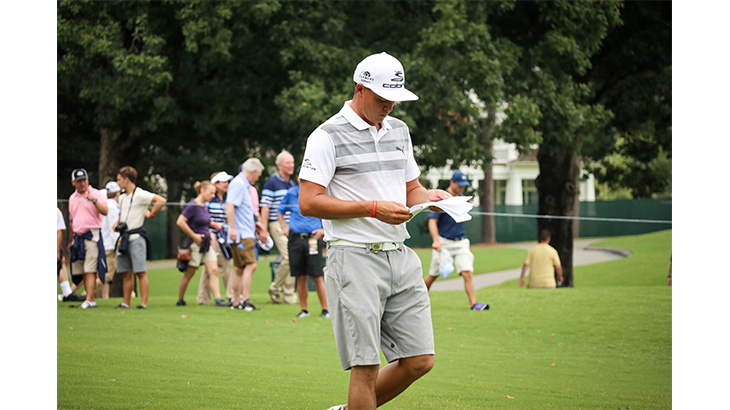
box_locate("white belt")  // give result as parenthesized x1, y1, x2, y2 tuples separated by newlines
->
(328, 239, 402, 253)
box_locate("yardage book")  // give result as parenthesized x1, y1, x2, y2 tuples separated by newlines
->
(409, 195, 473, 223)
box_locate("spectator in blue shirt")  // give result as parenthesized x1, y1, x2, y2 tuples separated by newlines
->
(278, 168, 329, 319)
(424, 171, 489, 311)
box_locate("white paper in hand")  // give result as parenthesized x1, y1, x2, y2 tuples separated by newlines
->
(409, 196, 473, 222)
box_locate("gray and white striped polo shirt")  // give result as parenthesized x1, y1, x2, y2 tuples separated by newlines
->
(299, 101, 420, 243)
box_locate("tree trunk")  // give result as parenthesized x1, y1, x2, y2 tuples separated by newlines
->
(480, 107, 497, 244)
(166, 181, 181, 259)
(535, 148, 581, 287)
(99, 128, 122, 187)
(481, 161, 495, 243)
(573, 158, 581, 239)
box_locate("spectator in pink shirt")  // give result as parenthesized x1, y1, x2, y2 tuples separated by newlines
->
(67, 168, 108, 309)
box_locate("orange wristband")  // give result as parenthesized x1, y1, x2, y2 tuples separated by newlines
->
(372, 200, 377, 218)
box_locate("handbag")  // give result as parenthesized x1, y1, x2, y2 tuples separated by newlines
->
(176, 236, 193, 272)
(177, 247, 192, 261)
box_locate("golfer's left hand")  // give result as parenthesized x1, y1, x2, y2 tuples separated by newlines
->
(427, 189, 451, 213)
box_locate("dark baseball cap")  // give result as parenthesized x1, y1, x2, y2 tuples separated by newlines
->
(71, 168, 89, 181)
(451, 170, 470, 187)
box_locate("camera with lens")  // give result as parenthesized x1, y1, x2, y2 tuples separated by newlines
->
(115, 222, 128, 233)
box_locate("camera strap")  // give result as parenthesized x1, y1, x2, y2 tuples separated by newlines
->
(120, 187, 136, 224)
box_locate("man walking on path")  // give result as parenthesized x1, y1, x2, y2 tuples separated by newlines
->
(424, 170, 489, 311)
(260, 150, 298, 305)
(520, 229, 563, 288)
(300, 52, 449, 410)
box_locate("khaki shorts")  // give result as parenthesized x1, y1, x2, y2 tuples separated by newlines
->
(232, 238, 257, 268)
(71, 238, 100, 274)
(428, 237, 474, 277)
(325, 244, 434, 371)
(189, 241, 218, 268)
(105, 250, 117, 281)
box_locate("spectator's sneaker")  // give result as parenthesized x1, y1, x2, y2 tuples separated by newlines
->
(326, 405, 345, 410)
(60, 292, 85, 302)
(320, 310, 331, 319)
(80, 301, 97, 309)
(176, 299, 186, 306)
(215, 299, 232, 307)
(268, 289, 281, 304)
(136, 304, 148, 310)
(115, 303, 130, 309)
(231, 303, 244, 310)
(243, 300, 260, 312)
(296, 310, 310, 318)
(471, 303, 490, 311)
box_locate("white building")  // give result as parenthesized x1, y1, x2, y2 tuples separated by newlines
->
(424, 139, 595, 206)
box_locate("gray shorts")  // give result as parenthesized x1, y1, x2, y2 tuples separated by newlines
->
(325, 244, 435, 371)
(116, 237, 147, 273)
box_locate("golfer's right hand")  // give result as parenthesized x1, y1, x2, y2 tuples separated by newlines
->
(374, 201, 412, 225)
(432, 240, 442, 252)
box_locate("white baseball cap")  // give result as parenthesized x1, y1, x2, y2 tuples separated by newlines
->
(353, 52, 418, 102)
(211, 171, 233, 184)
(105, 181, 121, 193)
(257, 235, 274, 252)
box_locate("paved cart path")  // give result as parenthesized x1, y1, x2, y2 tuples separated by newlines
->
(430, 239, 630, 291)
(148, 239, 629, 291)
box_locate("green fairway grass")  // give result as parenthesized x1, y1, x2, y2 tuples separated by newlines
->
(58, 230, 671, 409)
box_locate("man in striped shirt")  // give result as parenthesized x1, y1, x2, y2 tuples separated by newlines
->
(300, 52, 450, 410)
(260, 150, 297, 304)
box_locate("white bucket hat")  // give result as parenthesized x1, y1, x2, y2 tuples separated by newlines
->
(353, 52, 418, 102)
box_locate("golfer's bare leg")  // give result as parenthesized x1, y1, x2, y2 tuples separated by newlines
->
(461, 270, 476, 306)
(374, 355, 434, 407)
(348, 365, 379, 410)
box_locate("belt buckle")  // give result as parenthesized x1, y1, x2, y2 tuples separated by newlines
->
(369, 242, 382, 253)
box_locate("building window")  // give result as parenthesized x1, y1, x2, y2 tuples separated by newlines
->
(522, 179, 538, 205)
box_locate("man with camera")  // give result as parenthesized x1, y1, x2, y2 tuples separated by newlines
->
(114, 166, 167, 309)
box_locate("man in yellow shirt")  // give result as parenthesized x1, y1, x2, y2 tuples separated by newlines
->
(519, 229, 563, 288)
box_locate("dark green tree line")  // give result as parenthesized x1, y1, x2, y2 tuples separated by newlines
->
(58, 0, 671, 268)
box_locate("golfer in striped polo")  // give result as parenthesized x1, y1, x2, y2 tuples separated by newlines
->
(299, 52, 450, 410)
